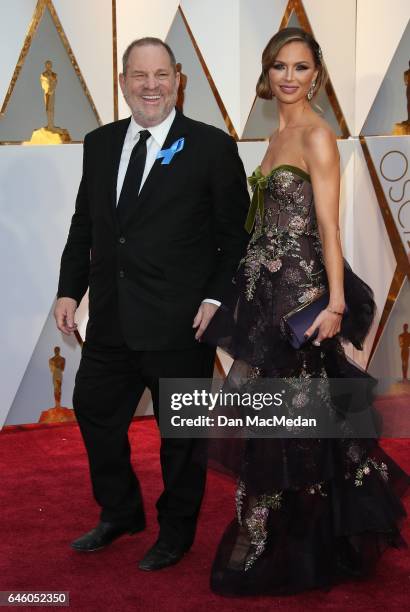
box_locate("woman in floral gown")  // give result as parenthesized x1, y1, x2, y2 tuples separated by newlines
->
(203, 27, 408, 596)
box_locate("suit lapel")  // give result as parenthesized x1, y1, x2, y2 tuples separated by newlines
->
(109, 118, 131, 221)
(127, 111, 189, 220)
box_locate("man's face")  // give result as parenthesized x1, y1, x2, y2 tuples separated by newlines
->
(119, 44, 179, 128)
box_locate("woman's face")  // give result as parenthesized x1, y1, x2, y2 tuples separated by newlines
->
(268, 41, 319, 103)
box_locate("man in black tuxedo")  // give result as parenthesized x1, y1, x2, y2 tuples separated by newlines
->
(54, 37, 249, 571)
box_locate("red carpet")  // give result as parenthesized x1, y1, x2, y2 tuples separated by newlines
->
(0, 418, 409, 612)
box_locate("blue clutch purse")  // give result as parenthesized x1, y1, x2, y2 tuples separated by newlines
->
(281, 261, 375, 351)
(281, 289, 331, 349)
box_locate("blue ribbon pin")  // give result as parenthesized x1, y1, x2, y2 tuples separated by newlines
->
(156, 137, 185, 165)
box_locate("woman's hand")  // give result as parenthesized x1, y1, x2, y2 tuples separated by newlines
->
(304, 307, 343, 346)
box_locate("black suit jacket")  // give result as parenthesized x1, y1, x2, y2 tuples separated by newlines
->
(58, 110, 250, 350)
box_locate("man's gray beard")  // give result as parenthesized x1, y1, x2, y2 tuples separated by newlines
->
(129, 93, 178, 127)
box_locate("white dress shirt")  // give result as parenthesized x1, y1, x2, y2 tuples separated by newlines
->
(116, 109, 220, 308)
(116, 108, 176, 202)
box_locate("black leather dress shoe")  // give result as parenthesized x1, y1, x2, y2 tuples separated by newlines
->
(138, 540, 186, 571)
(71, 520, 145, 552)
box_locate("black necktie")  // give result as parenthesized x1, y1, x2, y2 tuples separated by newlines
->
(117, 129, 151, 222)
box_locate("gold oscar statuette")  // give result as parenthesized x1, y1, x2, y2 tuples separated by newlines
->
(28, 60, 71, 144)
(39, 346, 76, 423)
(399, 323, 410, 382)
(393, 60, 410, 135)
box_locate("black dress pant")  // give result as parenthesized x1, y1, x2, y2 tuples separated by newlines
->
(73, 340, 215, 550)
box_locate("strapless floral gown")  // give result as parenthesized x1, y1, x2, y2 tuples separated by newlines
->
(203, 165, 409, 596)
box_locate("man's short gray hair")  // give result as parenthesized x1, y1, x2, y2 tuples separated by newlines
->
(122, 37, 177, 74)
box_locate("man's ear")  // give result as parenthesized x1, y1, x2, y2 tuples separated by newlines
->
(119, 72, 125, 93)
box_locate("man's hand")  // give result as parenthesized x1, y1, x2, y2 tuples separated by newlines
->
(54, 297, 78, 335)
(192, 302, 219, 341)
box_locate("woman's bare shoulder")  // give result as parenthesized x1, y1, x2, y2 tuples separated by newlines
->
(303, 118, 338, 165)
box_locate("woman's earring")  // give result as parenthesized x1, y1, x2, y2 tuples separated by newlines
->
(307, 80, 316, 101)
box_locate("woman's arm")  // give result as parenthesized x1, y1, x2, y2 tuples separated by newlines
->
(303, 126, 345, 342)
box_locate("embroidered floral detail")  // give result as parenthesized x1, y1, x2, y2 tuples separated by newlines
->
(306, 482, 327, 497)
(284, 267, 303, 285)
(292, 391, 309, 409)
(299, 259, 314, 275)
(354, 458, 389, 487)
(241, 167, 324, 302)
(269, 169, 294, 194)
(281, 367, 332, 433)
(244, 506, 269, 571)
(259, 492, 283, 510)
(264, 259, 282, 273)
(292, 183, 306, 205)
(298, 285, 324, 304)
(289, 215, 306, 234)
(242, 247, 264, 301)
(269, 170, 307, 213)
(235, 480, 246, 525)
(244, 491, 283, 571)
(249, 366, 261, 380)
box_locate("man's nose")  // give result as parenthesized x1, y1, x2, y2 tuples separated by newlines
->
(144, 74, 158, 89)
